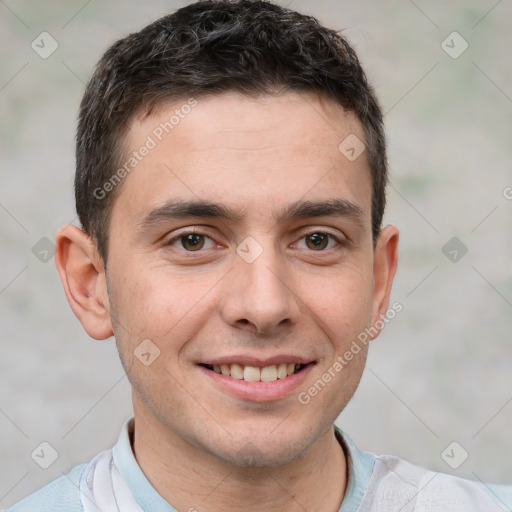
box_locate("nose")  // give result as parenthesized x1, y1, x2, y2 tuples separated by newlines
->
(219, 240, 302, 335)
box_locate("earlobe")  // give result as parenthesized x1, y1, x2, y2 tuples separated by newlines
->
(369, 224, 399, 339)
(55, 225, 113, 340)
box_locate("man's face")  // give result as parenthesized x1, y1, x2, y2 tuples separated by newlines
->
(105, 91, 386, 466)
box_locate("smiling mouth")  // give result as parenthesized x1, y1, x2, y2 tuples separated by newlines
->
(200, 363, 308, 382)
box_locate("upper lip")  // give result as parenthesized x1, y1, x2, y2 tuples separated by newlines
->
(199, 355, 316, 367)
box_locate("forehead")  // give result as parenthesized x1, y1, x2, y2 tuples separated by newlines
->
(111, 91, 372, 229)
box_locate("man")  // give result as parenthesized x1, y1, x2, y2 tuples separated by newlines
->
(7, 1, 510, 510)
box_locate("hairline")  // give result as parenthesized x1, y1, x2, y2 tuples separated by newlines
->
(94, 90, 379, 262)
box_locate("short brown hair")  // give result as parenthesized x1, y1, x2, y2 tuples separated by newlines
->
(75, 0, 387, 261)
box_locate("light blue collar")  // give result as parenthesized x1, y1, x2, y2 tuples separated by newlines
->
(334, 424, 377, 511)
(113, 418, 177, 512)
(112, 418, 377, 512)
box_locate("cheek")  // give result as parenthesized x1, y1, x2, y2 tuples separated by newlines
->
(302, 262, 374, 344)
(108, 260, 219, 348)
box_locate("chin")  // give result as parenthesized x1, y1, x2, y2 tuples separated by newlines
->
(220, 440, 304, 469)
(200, 424, 316, 469)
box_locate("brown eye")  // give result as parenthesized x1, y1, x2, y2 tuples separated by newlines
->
(180, 233, 205, 251)
(167, 232, 215, 252)
(305, 232, 329, 251)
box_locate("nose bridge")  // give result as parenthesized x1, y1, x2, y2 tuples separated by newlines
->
(220, 235, 300, 334)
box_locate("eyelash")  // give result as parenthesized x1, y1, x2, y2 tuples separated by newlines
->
(165, 229, 344, 253)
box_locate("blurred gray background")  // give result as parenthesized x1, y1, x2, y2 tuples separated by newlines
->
(1, 0, 511, 508)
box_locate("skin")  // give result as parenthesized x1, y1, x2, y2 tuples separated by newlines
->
(55, 91, 398, 512)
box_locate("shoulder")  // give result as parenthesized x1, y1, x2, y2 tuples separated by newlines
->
(365, 454, 510, 511)
(5, 463, 87, 512)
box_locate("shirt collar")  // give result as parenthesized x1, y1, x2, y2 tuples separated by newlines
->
(334, 424, 377, 511)
(112, 418, 376, 512)
(113, 418, 177, 512)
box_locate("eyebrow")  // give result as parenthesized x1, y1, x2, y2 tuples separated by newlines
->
(138, 198, 366, 231)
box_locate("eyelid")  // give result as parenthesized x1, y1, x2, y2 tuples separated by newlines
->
(163, 227, 346, 252)
(296, 225, 344, 238)
(164, 228, 218, 249)
(292, 229, 345, 250)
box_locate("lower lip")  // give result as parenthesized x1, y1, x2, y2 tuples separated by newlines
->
(198, 364, 315, 402)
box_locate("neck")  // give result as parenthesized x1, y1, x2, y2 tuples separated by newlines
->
(132, 412, 347, 512)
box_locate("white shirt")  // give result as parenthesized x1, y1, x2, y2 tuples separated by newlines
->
(7, 418, 511, 511)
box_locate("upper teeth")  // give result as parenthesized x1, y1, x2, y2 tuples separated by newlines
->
(211, 363, 299, 382)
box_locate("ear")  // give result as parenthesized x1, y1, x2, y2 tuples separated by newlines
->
(369, 224, 399, 340)
(55, 225, 113, 340)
